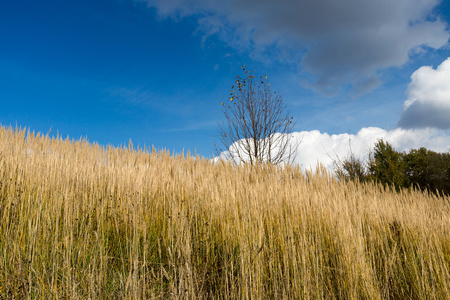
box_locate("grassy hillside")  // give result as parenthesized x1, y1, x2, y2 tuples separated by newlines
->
(0, 126, 449, 299)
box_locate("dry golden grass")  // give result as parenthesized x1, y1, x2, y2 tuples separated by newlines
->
(0, 125, 449, 299)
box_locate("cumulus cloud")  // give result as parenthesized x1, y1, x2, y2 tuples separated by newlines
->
(139, 0, 449, 94)
(397, 58, 450, 130)
(218, 127, 450, 172)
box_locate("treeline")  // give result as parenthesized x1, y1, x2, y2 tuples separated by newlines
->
(335, 139, 450, 196)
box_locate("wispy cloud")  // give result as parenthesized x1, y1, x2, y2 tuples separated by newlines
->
(138, 0, 449, 95)
(161, 120, 218, 133)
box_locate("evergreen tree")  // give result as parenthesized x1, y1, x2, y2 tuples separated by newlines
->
(368, 139, 409, 190)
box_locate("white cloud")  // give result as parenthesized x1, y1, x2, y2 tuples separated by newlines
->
(138, 0, 449, 94)
(218, 127, 450, 172)
(398, 57, 450, 129)
(296, 127, 450, 171)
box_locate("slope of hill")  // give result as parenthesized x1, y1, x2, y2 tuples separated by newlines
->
(0, 126, 449, 299)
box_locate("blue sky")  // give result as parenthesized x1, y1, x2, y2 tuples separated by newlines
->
(1, 0, 450, 166)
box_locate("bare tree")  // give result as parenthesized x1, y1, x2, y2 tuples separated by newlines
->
(216, 66, 298, 165)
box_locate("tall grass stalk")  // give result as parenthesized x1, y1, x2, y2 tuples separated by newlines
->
(0, 126, 449, 299)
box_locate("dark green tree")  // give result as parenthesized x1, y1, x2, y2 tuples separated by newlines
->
(404, 148, 450, 196)
(403, 147, 431, 190)
(428, 152, 450, 196)
(367, 139, 409, 190)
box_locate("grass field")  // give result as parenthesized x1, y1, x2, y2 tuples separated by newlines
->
(0, 126, 449, 299)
